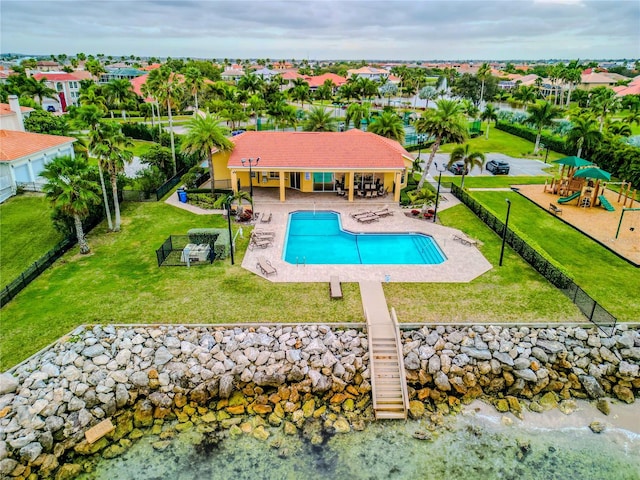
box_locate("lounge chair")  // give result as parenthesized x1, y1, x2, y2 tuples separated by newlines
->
(252, 230, 275, 239)
(372, 208, 393, 217)
(356, 214, 379, 223)
(256, 256, 277, 276)
(249, 237, 272, 250)
(452, 234, 478, 246)
(350, 210, 372, 219)
(260, 212, 272, 223)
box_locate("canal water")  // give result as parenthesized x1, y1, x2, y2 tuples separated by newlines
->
(76, 401, 640, 480)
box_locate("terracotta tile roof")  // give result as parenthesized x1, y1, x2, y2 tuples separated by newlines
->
(130, 73, 150, 97)
(228, 130, 409, 170)
(281, 71, 305, 80)
(615, 83, 640, 96)
(32, 73, 79, 82)
(306, 73, 347, 88)
(68, 70, 93, 80)
(580, 72, 618, 84)
(141, 63, 162, 71)
(0, 104, 34, 116)
(0, 130, 76, 161)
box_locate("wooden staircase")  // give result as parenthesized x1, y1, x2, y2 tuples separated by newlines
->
(360, 281, 409, 420)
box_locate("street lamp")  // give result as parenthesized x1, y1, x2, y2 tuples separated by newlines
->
(541, 143, 550, 163)
(499, 198, 512, 266)
(433, 162, 447, 223)
(225, 195, 234, 265)
(241, 157, 260, 199)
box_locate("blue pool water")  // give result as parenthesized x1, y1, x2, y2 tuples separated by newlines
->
(283, 211, 446, 265)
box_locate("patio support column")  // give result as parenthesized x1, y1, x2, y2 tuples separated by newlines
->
(279, 171, 286, 202)
(348, 171, 355, 202)
(230, 171, 238, 193)
(393, 171, 402, 203)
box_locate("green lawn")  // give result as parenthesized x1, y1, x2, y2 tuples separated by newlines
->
(130, 139, 156, 157)
(0, 198, 587, 370)
(469, 191, 640, 322)
(438, 128, 566, 162)
(0, 194, 64, 287)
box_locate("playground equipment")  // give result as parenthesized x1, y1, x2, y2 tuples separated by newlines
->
(558, 191, 581, 204)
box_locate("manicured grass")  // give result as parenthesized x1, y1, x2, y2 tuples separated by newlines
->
(0, 194, 64, 286)
(130, 139, 156, 157)
(438, 128, 566, 162)
(446, 176, 547, 189)
(385, 204, 583, 325)
(1, 195, 589, 370)
(0, 201, 363, 369)
(469, 191, 640, 322)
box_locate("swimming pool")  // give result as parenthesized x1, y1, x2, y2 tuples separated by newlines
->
(283, 211, 446, 265)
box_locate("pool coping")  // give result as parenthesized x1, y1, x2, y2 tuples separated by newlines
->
(241, 202, 493, 283)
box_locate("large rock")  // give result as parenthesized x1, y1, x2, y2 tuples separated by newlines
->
(580, 375, 605, 399)
(434, 371, 451, 391)
(404, 352, 420, 370)
(308, 370, 332, 392)
(0, 373, 18, 395)
(219, 374, 234, 399)
(154, 346, 173, 366)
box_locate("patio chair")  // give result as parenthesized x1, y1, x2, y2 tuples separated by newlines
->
(372, 208, 393, 217)
(252, 229, 275, 239)
(249, 237, 272, 250)
(350, 210, 372, 219)
(365, 191, 372, 199)
(336, 187, 346, 197)
(356, 214, 379, 223)
(256, 256, 277, 276)
(260, 212, 272, 223)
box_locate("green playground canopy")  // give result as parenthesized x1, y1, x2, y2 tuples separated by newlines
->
(552, 156, 593, 167)
(573, 167, 611, 181)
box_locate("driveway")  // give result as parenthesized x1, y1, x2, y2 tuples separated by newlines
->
(419, 153, 552, 178)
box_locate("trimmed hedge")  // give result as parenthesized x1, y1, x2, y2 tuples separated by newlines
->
(187, 228, 230, 260)
(495, 121, 571, 155)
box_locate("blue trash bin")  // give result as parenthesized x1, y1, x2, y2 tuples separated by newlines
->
(177, 190, 187, 203)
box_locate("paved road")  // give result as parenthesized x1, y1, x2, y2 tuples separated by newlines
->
(419, 153, 553, 178)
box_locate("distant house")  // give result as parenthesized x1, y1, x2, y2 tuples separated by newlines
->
(252, 67, 279, 81)
(36, 60, 60, 71)
(347, 67, 389, 82)
(614, 75, 640, 97)
(578, 72, 620, 91)
(221, 67, 245, 83)
(306, 73, 347, 91)
(0, 96, 76, 202)
(98, 67, 144, 84)
(32, 72, 82, 111)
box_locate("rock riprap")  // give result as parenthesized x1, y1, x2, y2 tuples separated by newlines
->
(0, 323, 638, 478)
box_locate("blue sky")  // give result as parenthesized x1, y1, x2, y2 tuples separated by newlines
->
(2, 0, 639, 60)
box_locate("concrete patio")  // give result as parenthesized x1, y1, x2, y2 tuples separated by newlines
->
(240, 188, 493, 283)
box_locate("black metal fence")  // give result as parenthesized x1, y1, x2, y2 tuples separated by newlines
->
(156, 235, 216, 267)
(1, 215, 104, 307)
(451, 184, 617, 335)
(155, 168, 187, 201)
(122, 190, 156, 202)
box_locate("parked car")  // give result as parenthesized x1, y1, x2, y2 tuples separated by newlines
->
(448, 161, 468, 175)
(486, 160, 510, 175)
(46, 106, 56, 112)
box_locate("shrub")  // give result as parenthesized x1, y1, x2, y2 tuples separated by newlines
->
(121, 122, 154, 141)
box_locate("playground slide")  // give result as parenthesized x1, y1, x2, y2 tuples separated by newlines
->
(558, 191, 581, 204)
(598, 195, 615, 211)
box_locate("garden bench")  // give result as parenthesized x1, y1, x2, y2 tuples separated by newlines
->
(549, 204, 562, 216)
(330, 276, 343, 299)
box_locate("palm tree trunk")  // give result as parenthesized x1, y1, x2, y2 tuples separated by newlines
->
(534, 131, 542, 154)
(168, 101, 177, 176)
(194, 93, 199, 116)
(577, 145, 583, 158)
(110, 171, 121, 232)
(485, 121, 490, 139)
(74, 214, 90, 254)
(98, 161, 113, 231)
(416, 139, 441, 190)
(460, 171, 467, 189)
(121, 109, 126, 120)
(208, 153, 215, 195)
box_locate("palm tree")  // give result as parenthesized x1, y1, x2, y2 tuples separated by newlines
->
(92, 122, 133, 232)
(606, 120, 632, 137)
(480, 104, 498, 139)
(289, 84, 311, 108)
(41, 155, 101, 254)
(103, 79, 135, 119)
(78, 84, 107, 112)
(367, 111, 405, 144)
(184, 67, 204, 115)
(418, 86, 438, 109)
(526, 101, 562, 153)
(566, 115, 602, 158)
(378, 82, 398, 106)
(149, 67, 183, 175)
(22, 77, 57, 106)
(345, 102, 370, 130)
(302, 107, 337, 132)
(513, 85, 537, 111)
(414, 99, 469, 189)
(75, 105, 114, 230)
(477, 63, 491, 107)
(84, 59, 106, 80)
(230, 190, 253, 215)
(181, 114, 233, 195)
(237, 73, 263, 96)
(589, 87, 620, 132)
(447, 144, 485, 189)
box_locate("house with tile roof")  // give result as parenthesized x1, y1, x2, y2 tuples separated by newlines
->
(614, 75, 640, 97)
(213, 129, 412, 203)
(305, 73, 347, 90)
(98, 67, 144, 84)
(347, 67, 390, 82)
(32, 72, 82, 111)
(0, 95, 76, 202)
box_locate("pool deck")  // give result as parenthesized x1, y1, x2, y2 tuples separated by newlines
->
(241, 189, 493, 283)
